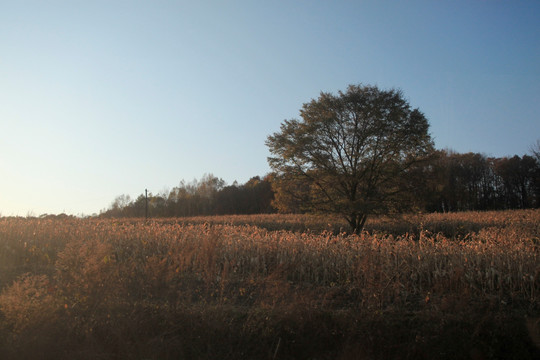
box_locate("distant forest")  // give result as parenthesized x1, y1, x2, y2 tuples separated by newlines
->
(101, 149, 540, 218)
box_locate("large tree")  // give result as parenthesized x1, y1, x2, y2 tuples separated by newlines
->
(266, 84, 434, 233)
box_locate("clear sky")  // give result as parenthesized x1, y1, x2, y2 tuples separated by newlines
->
(1, 1, 539, 216)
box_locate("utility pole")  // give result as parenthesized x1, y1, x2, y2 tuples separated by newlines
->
(145, 189, 148, 220)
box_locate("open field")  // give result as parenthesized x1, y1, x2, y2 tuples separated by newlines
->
(0, 210, 539, 359)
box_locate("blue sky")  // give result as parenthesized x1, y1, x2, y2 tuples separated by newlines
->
(1, 1, 539, 216)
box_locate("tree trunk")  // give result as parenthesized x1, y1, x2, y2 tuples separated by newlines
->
(347, 214, 368, 235)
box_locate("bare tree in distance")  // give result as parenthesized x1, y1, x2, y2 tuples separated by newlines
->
(530, 139, 540, 163)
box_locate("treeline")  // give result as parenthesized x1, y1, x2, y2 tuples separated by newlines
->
(101, 174, 274, 218)
(423, 150, 540, 212)
(100, 150, 540, 218)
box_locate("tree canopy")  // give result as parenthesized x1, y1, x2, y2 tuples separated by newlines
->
(266, 84, 434, 233)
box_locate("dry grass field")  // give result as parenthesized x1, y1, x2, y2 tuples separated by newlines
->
(0, 210, 538, 359)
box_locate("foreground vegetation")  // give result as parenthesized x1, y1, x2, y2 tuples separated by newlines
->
(0, 210, 539, 359)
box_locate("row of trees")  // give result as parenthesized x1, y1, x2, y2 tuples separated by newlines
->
(269, 151, 540, 213)
(101, 150, 540, 220)
(102, 174, 274, 218)
(424, 151, 540, 212)
(102, 85, 539, 233)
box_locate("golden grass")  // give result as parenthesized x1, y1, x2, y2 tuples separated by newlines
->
(0, 210, 538, 359)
